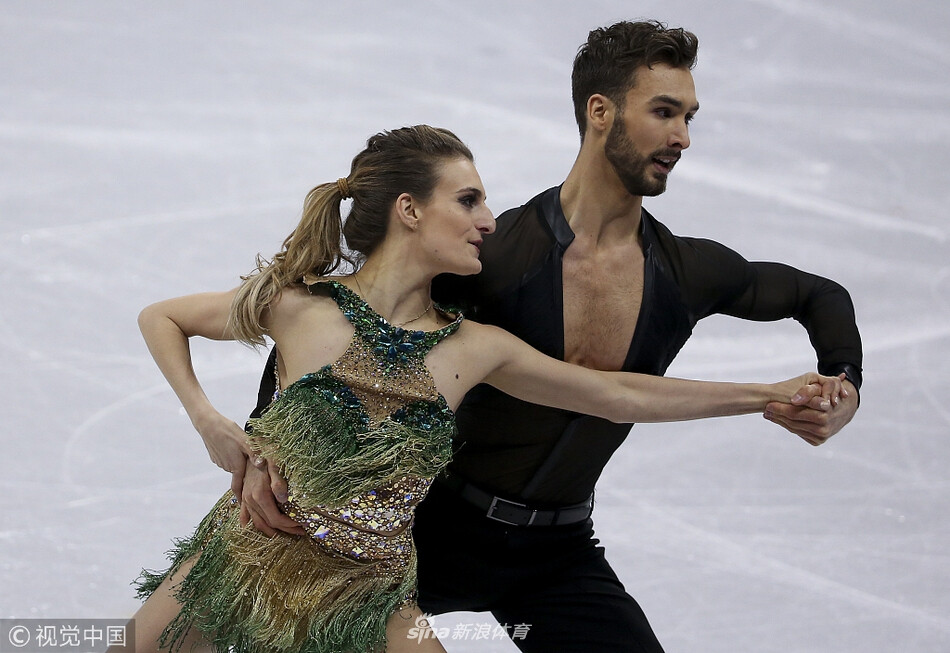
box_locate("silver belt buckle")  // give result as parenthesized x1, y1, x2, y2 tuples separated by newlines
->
(486, 496, 537, 526)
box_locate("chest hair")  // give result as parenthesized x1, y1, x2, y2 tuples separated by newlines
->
(561, 240, 645, 371)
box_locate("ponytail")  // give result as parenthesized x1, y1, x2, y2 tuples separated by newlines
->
(228, 181, 352, 345)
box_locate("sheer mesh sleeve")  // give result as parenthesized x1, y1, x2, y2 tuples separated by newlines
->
(665, 233, 863, 388)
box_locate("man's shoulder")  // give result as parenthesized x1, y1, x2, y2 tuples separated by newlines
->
(642, 207, 743, 264)
(492, 187, 557, 236)
(480, 187, 559, 263)
(640, 208, 756, 309)
(642, 207, 709, 249)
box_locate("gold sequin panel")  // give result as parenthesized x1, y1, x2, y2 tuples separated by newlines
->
(284, 475, 432, 569)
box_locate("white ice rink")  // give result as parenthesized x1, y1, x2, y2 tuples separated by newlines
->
(2, 1, 948, 651)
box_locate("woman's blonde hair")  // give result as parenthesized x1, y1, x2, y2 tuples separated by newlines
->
(228, 125, 473, 345)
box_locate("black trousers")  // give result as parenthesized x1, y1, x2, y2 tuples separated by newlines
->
(414, 481, 666, 652)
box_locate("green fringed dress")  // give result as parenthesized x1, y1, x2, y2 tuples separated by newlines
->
(135, 280, 461, 653)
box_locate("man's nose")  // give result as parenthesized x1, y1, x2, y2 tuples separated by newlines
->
(669, 121, 690, 149)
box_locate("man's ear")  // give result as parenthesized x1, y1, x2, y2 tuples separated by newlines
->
(586, 93, 613, 137)
(394, 192, 420, 231)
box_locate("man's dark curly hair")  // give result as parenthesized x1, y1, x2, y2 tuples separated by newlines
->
(572, 20, 698, 140)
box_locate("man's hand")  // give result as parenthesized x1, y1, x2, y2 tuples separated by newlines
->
(232, 458, 305, 537)
(764, 379, 858, 446)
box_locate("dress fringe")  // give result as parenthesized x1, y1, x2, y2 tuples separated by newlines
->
(135, 493, 415, 653)
(246, 377, 453, 508)
(135, 350, 454, 652)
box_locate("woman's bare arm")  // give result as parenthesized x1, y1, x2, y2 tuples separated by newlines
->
(466, 322, 843, 427)
(138, 289, 255, 475)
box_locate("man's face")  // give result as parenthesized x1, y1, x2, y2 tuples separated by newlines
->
(604, 63, 699, 197)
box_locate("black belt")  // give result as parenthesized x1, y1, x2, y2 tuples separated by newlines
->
(440, 474, 594, 527)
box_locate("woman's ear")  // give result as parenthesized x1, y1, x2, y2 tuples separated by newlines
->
(394, 192, 420, 231)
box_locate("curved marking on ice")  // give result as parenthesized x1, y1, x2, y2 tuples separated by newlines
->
(639, 502, 950, 632)
(61, 365, 261, 486)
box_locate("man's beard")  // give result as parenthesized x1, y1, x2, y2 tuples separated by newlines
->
(604, 117, 670, 197)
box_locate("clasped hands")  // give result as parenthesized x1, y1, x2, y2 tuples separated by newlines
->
(769, 372, 858, 447)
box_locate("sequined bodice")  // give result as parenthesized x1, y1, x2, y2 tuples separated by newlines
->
(248, 279, 461, 567)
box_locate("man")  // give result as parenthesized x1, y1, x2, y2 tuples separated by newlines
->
(239, 20, 862, 652)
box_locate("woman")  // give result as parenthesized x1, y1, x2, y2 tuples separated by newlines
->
(130, 125, 844, 653)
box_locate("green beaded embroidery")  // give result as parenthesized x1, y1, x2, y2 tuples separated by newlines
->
(312, 279, 463, 370)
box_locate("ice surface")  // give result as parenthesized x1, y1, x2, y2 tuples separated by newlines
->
(1, 1, 948, 651)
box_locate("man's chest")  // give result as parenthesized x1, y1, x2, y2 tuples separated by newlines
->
(561, 245, 645, 371)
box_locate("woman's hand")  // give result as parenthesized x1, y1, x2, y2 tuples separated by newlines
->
(192, 409, 255, 473)
(783, 372, 848, 410)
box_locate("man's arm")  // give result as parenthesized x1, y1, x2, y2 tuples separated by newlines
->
(720, 261, 862, 384)
(723, 260, 861, 442)
(675, 237, 862, 441)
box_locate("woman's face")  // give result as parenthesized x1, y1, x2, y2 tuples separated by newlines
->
(414, 157, 495, 276)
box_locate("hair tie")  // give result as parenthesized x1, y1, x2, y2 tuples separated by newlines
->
(336, 177, 350, 199)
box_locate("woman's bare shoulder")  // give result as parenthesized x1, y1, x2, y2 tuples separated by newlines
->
(452, 318, 488, 341)
(441, 321, 520, 365)
(454, 320, 514, 345)
(265, 280, 341, 330)
(268, 282, 310, 311)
